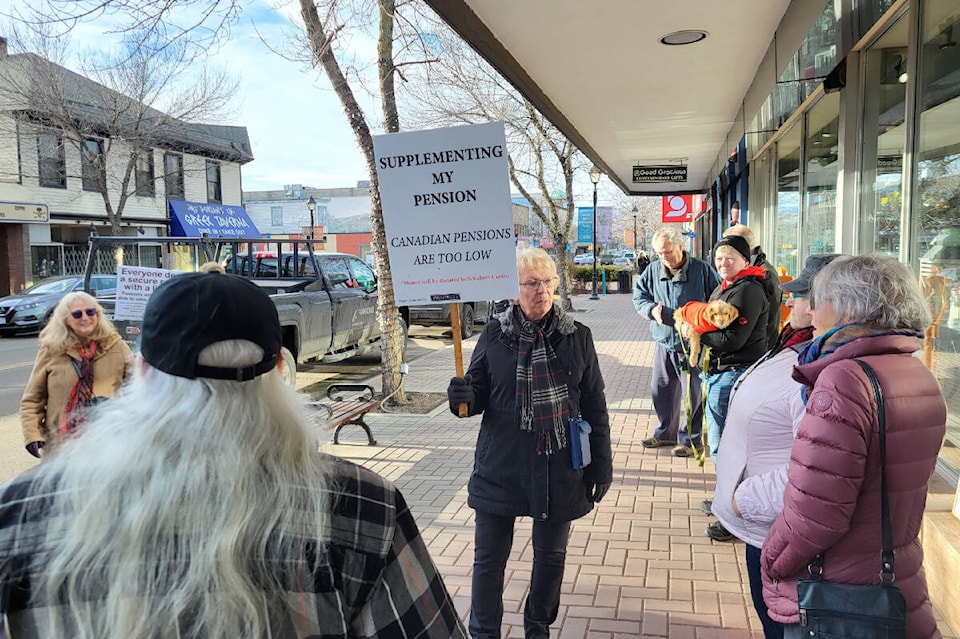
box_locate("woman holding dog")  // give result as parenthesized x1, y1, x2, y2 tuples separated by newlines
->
(20, 292, 133, 458)
(692, 235, 771, 463)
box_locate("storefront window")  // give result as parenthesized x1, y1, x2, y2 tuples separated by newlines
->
(775, 123, 802, 276)
(914, 0, 960, 478)
(860, 16, 909, 255)
(30, 245, 64, 281)
(803, 92, 840, 256)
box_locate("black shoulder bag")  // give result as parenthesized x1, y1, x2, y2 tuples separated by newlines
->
(795, 359, 907, 638)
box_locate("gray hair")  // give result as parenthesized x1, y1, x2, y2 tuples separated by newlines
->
(652, 228, 683, 246)
(811, 254, 931, 330)
(516, 245, 558, 278)
(723, 224, 757, 250)
(29, 339, 331, 638)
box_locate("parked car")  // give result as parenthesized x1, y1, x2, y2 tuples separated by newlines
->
(85, 238, 395, 366)
(0, 275, 118, 335)
(600, 253, 617, 265)
(405, 301, 494, 339)
(612, 257, 634, 270)
(574, 253, 595, 265)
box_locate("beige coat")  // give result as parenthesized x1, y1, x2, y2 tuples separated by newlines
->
(20, 333, 133, 447)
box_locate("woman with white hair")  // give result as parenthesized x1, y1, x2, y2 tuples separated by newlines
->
(0, 272, 466, 638)
(447, 246, 612, 639)
(761, 255, 946, 639)
(19, 291, 132, 457)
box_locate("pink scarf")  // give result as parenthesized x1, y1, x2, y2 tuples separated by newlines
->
(60, 341, 98, 438)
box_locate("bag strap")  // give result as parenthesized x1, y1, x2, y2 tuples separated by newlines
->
(807, 359, 894, 583)
(854, 359, 895, 581)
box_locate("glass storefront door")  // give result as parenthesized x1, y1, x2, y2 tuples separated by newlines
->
(804, 91, 840, 257)
(914, 0, 960, 479)
(775, 123, 803, 276)
(860, 15, 910, 255)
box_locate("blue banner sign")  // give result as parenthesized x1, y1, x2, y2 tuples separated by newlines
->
(168, 200, 260, 238)
(577, 206, 593, 243)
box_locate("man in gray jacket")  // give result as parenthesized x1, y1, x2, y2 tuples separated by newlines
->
(633, 229, 720, 457)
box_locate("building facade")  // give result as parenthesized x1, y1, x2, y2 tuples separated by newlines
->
(0, 41, 252, 295)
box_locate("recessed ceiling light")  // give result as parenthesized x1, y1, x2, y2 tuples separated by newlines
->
(660, 30, 708, 46)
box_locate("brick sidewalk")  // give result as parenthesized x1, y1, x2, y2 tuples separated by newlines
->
(326, 291, 766, 638)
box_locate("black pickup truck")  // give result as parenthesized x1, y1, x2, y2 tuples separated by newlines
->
(83, 237, 401, 368)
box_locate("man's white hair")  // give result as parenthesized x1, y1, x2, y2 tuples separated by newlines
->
(28, 339, 331, 638)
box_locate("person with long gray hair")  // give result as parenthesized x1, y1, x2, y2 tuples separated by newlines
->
(0, 272, 466, 639)
(761, 255, 946, 638)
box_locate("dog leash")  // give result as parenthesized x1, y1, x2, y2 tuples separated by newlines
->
(676, 325, 709, 467)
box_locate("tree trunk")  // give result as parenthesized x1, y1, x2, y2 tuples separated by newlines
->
(299, 0, 406, 400)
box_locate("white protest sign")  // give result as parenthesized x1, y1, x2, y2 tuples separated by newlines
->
(373, 122, 518, 306)
(114, 265, 183, 321)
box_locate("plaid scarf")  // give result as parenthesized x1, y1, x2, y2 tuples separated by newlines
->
(60, 341, 98, 438)
(514, 306, 570, 455)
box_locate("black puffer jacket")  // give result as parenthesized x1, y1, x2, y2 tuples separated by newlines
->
(699, 267, 771, 373)
(453, 305, 612, 522)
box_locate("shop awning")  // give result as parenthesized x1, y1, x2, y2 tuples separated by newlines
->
(168, 200, 260, 239)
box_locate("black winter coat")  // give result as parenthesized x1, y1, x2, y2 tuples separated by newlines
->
(699, 269, 771, 373)
(454, 306, 612, 522)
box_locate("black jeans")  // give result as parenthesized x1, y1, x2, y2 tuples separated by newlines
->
(470, 510, 571, 639)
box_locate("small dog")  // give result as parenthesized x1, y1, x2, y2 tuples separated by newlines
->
(673, 300, 740, 367)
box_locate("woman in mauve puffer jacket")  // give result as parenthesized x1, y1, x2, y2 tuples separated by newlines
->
(761, 255, 946, 639)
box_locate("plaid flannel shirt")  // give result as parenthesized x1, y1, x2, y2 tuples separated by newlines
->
(0, 456, 466, 639)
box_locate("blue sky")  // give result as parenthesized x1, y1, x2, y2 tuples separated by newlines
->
(0, 0, 623, 206)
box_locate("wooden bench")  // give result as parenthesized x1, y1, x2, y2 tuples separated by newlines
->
(325, 383, 379, 446)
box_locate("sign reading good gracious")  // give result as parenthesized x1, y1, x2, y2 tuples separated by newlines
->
(373, 122, 519, 306)
(633, 165, 688, 183)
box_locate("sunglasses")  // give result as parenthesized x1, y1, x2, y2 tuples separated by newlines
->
(70, 308, 98, 319)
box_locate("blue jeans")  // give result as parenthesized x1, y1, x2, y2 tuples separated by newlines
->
(746, 544, 784, 639)
(470, 510, 571, 639)
(703, 369, 744, 459)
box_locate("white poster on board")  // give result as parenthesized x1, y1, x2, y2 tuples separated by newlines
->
(373, 122, 519, 306)
(114, 265, 182, 321)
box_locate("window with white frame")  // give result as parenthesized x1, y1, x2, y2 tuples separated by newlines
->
(206, 160, 221, 204)
(271, 206, 283, 226)
(163, 152, 184, 199)
(81, 138, 104, 192)
(135, 149, 155, 197)
(37, 132, 66, 188)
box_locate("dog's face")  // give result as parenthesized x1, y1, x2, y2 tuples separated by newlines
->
(704, 301, 739, 328)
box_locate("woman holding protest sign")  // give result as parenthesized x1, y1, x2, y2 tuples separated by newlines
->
(446, 245, 612, 639)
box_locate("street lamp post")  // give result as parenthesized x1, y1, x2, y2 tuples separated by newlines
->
(306, 196, 317, 239)
(632, 205, 638, 252)
(589, 167, 602, 300)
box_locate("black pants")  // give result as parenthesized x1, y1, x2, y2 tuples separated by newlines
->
(470, 510, 571, 639)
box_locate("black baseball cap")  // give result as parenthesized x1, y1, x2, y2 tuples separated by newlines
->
(140, 272, 282, 381)
(782, 254, 843, 293)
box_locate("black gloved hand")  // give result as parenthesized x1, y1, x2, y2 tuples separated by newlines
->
(26, 441, 45, 459)
(447, 374, 474, 414)
(588, 482, 611, 503)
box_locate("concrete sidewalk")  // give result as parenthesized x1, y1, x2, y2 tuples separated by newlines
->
(326, 290, 958, 639)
